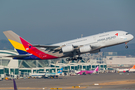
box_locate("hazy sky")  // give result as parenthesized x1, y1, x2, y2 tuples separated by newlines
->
(0, 0, 135, 45)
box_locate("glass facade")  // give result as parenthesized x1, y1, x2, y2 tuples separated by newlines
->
(0, 50, 108, 75)
(0, 69, 4, 74)
(4, 68, 9, 74)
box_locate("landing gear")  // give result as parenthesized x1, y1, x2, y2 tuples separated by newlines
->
(125, 45, 128, 49)
(125, 42, 128, 49)
(66, 57, 82, 61)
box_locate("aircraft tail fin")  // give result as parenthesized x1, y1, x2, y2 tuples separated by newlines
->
(57, 68, 63, 74)
(13, 79, 18, 90)
(93, 66, 99, 73)
(3, 30, 58, 60)
(3, 30, 32, 55)
(130, 65, 135, 69)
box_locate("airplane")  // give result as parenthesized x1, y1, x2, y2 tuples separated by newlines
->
(30, 68, 63, 78)
(116, 68, 129, 73)
(43, 68, 63, 78)
(117, 65, 135, 73)
(76, 66, 99, 75)
(13, 79, 17, 90)
(3, 30, 134, 61)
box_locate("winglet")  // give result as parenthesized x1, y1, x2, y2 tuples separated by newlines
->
(13, 79, 18, 90)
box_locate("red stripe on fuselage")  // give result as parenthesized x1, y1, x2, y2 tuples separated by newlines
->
(20, 37, 58, 59)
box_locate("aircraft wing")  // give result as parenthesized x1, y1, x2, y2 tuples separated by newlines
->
(33, 45, 78, 51)
(33, 45, 59, 48)
(33, 44, 100, 52)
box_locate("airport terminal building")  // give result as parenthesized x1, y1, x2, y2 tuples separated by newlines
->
(0, 50, 107, 76)
(0, 50, 135, 77)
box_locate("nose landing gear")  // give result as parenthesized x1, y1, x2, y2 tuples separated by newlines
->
(125, 42, 128, 49)
(125, 45, 128, 49)
(66, 57, 82, 61)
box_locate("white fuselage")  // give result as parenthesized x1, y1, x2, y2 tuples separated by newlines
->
(53, 31, 133, 52)
(129, 69, 135, 72)
(4, 30, 133, 60)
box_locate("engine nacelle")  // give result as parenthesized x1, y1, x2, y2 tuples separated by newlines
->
(80, 45, 91, 53)
(62, 45, 74, 53)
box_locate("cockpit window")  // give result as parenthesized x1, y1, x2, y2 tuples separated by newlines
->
(126, 33, 129, 35)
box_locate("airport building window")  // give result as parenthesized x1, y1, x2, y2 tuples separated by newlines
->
(10, 69, 14, 74)
(39, 69, 44, 71)
(104, 65, 107, 69)
(46, 69, 49, 73)
(28, 70, 31, 73)
(51, 65, 55, 67)
(87, 66, 90, 70)
(71, 66, 74, 70)
(75, 66, 77, 70)
(64, 67, 68, 70)
(2, 59, 10, 66)
(100, 65, 103, 68)
(49, 69, 52, 73)
(51, 69, 55, 72)
(33, 70, 37, 73)
(83, 66, 86, 69)
(92, 65, 96, 68)
(0, 69, 4, 74)
(4, 68, 9, 74)
(67, 66, 70, 70)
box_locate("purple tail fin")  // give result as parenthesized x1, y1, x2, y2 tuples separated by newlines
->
(13, 79, 18, 90)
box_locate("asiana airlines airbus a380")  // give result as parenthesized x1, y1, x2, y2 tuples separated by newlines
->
(3, 30, 134, 61)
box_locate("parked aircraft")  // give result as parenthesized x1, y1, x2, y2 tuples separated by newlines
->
(116, 68, 129, 73)
(77, 66, 99, 75)
(129, 65, 135, 72)
(117, 65, 135, 73)
(30, 68, 63, 78)
(3, 30, 134, 61)
(43, 67, 63, 78)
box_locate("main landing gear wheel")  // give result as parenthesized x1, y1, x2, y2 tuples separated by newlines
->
(66, 57, 82, 61)
(125, 45, 128, 49)
(125, 42, 128, 49)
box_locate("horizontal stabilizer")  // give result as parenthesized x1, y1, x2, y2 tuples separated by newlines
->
(5, 54, 31, 58)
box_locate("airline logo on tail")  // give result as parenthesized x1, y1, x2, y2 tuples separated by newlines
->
(3, 30, 58, 60)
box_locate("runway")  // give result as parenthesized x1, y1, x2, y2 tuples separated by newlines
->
(0, 73, 135, 90)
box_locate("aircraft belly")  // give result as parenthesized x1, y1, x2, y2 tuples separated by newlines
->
(41, 50, 63, 58)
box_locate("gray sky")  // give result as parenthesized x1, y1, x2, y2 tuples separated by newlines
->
(0, 0, 135, 45)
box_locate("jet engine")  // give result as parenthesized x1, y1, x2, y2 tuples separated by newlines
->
(62, 45, 74, 53)
(80, 45, 92, 53)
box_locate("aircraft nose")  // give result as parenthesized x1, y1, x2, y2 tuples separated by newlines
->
(130, 34, 134, 40)
(129, 34, 134, 40)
